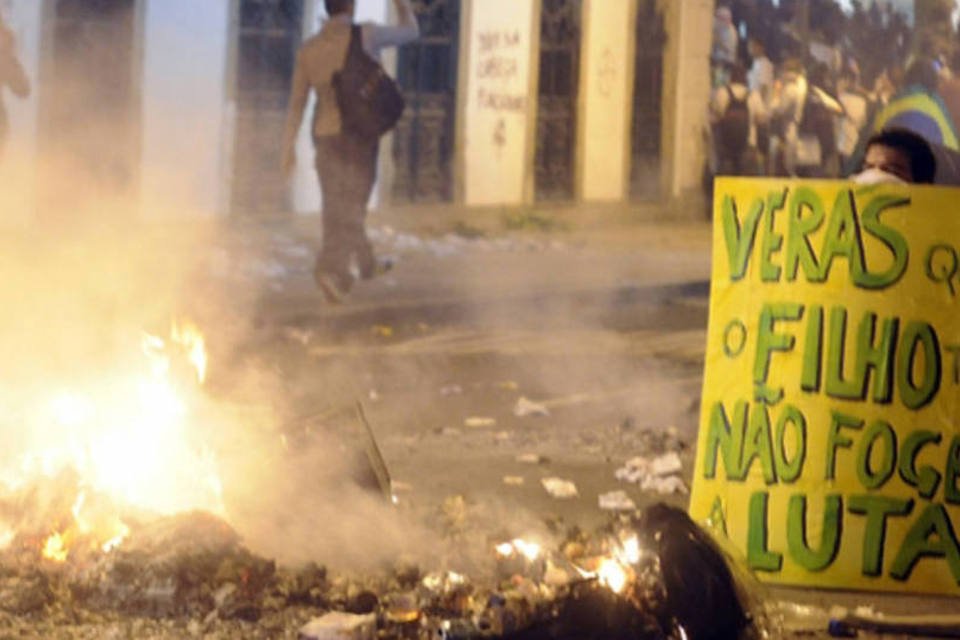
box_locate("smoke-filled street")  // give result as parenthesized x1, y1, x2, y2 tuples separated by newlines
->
(5, 0, 960, 636)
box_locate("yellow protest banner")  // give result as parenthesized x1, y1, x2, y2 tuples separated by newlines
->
(689, 177, 960, 594)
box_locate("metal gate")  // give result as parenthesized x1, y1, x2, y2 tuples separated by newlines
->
(39, 0, 140, 213)
(391, 0, 460, 204)
(230, 0, 303, 215)
(630, 0, 665, 200)
(534, 0, 581, 201)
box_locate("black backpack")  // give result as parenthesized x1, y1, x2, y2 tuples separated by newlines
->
(333, 25, 406, 140)
(716, 85, 750, 157)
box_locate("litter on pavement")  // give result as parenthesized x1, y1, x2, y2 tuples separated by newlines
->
(541, 477, 579, 499)
(598, 490, 636, 511)
(515, 453, 546, 464)
(464, 416, 496, 428)
(615, 452, 687, 495)
(513, 396, 550, 417)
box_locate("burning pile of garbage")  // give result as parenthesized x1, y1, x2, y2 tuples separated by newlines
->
(0, 320, 760, 638)
(0, 492, 759, 639)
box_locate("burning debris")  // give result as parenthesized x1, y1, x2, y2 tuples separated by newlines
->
(0, 490, 763, 639)
(0, 310, 759, 637)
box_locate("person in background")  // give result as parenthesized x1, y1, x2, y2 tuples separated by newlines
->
(867, 57, 957, 151)
(711, 6, 739, 88)
(800, 62, 845, 177)
(853, 127, 936, 184)
(709, 63, 766, 176)
(282, 0, 419, 304)
(937, 51, 960, 143)
(0, 13, 30, 160)
(767, 57, 807, 176)
(746, 36, 774, 103)
(836, 59, 873, 172)
(872, 63, 902, 107)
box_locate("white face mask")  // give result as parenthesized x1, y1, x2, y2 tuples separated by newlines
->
(852, 167, 908, 185)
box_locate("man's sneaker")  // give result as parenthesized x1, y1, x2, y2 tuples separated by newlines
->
(361, 256, 395, 280)
(313, 269, 347, 304)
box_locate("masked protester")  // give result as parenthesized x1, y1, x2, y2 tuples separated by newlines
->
(853, 128, 936, 185)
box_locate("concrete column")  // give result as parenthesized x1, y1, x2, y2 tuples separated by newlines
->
(659, 0, 712, 203)
(140, 0, 231, 219)
(457, 0, 540, 207)
(0, 0, 42, 226)
(575, 0, 635, 202)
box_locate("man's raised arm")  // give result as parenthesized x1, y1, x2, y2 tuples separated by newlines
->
(367, 0, 420, 53)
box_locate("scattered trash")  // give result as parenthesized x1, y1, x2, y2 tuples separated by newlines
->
(640, 475, 688, 495)
(650, 451, 682, 477)
(299, 611, 376, 640)
(615, 452, 687, 495)
(439, 427, 461, 437)
(368, 389, 380, 402)
(493, 431, 512, 441)
(464, 416, 496, 428)
(515, 453, 547, 465)
(598, 490, 637, 511)
(541, 477, 578, 499)
(502, 476, 525, 486)
(391, 481, 413, 493)
(372, 325, 394, 338)
(513, 396, 550, 418)
(440, 384, 463, 396)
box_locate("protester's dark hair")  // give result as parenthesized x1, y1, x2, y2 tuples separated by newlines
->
(904, 57, 939, 93)
(324, 0, 353, 16)
(748, 35, 766, 53)
(866, 128, 937, 183)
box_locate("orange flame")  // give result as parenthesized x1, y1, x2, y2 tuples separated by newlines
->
(14, 320, 222, 561)
(575, 534, 642, 595)
(42, 532, 68, 562)
(171, 320, 207, 385)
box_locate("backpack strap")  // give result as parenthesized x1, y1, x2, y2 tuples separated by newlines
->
(349, 24, 364, 56)
(342, 24, 364, 67)
(726, 84, 747, 109)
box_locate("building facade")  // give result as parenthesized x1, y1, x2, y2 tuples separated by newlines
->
(0, 0, 713, 224)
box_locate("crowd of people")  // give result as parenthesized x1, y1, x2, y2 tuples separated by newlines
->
(706, 2, 960, 189)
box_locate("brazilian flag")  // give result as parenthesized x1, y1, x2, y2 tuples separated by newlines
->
(870, 86, 959, 150)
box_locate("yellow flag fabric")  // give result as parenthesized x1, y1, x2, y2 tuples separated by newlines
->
(689, 177, 960, 594)
(870, 89, 959, 151)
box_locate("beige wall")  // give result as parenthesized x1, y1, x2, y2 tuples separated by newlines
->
(459, 0, 540, 207)
(659, 0, 712, 202)
(576, 0, 635, 202)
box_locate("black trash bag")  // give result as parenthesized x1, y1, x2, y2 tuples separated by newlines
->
(632, 503, 755, 640)
(507, 504, 758, 640)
